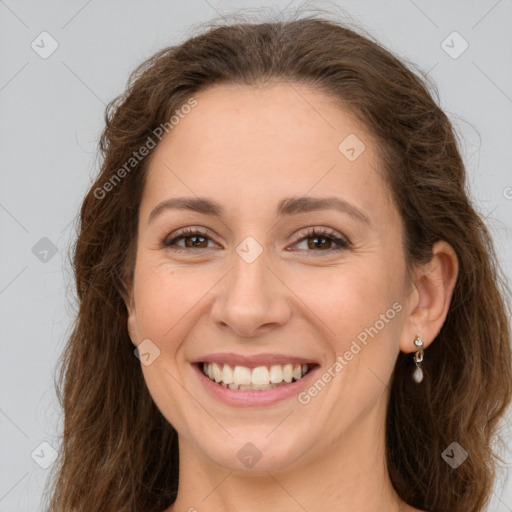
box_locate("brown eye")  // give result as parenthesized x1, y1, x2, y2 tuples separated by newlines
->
(163, 228, 217, 251)
(307, 236, 333, 250)
(291, 228, 350, 253)
(182, 234, 208, 248)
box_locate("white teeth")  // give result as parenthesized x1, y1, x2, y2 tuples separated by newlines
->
(283, 363, 293, 383)
(251, 366, 270, 385)
(201, 361, 310, 389)
(222, 363, 234, 384)
(269, 365, 283, 383)
(212, 362, 222, 383)
(233, 366, 251, 386)
(239, 383, 273, 391)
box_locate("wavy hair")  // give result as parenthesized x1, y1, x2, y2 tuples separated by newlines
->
(45, 12, 512, 512)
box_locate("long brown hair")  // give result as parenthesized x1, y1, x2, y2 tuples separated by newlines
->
(45, 12, 512, 512)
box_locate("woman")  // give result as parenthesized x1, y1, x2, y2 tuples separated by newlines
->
(46, 13, 512, 512)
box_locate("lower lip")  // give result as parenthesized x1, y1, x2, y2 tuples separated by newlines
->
(192, 363, 320, 407)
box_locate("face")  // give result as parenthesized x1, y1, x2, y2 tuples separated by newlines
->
(127, 82, 412, 473)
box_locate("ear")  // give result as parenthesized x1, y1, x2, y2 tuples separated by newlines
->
(122, 277, 139, 347)
(399, 240, 459, 353)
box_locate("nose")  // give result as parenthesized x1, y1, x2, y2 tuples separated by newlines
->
(209, 247, 292, 338)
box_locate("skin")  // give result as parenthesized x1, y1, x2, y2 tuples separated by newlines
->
(125, 82, 458, 512)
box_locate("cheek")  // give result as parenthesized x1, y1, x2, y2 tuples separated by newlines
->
(132, 258, 228, 371)
(133, 259, 199, 339)
(285, 260, 398, 344)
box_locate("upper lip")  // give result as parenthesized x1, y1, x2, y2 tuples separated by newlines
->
(191, 352, 319, 368)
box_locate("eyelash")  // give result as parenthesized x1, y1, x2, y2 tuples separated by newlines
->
(163, 227, 350, 254)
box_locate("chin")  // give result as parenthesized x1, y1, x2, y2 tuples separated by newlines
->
(191, 428, 311, 473)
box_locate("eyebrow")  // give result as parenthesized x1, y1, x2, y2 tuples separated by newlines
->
(148, 195, 371, 226)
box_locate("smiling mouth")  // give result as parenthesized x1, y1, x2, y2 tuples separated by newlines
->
(199, 362, 314, 391)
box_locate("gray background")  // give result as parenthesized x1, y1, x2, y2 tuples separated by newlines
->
(1, 0, 511, 510)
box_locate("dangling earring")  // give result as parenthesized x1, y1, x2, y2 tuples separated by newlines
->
(412, 335, 424, 383)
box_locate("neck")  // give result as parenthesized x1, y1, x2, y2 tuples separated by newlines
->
(167, 397, 406, 512)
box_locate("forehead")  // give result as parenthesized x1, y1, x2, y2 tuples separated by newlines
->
(151, 82, 370, 166)
(141, 82, 396, 227)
